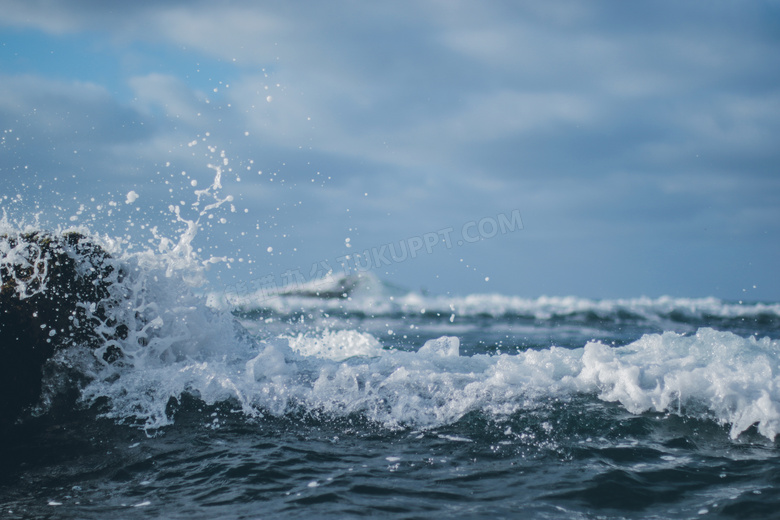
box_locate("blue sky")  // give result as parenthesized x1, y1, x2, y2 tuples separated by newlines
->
(1, 0, 779, 300)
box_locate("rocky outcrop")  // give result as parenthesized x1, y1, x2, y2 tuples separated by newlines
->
(0, 232, 121, 426)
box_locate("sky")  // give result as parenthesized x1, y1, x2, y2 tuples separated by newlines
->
(1, 0, 779, 301)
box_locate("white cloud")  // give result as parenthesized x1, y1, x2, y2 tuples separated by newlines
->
(0, 74, 151, 149)
(129, 73, 207, 124)
(151, 5, 290, 65)
(2, 1, 779, 298)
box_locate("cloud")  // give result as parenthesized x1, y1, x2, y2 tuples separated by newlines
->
(0, 74, 150, 142)
(0, 74, 156, 186)
(128, 73, 208, 124)
(151, 5, 290, 65)
(0, 0, 161, 35)
(1, 0, 779, 298)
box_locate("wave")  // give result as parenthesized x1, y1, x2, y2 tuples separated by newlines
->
(0, 217, 252, 428)
(75, 324, 780, 440)
(3, 221, 779, 441)
(220, 278, 780, 326)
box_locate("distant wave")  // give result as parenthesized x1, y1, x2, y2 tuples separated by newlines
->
(217, 275, 780, 328)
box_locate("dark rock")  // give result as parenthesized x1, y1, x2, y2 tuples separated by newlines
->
(0, 231, 120, 427)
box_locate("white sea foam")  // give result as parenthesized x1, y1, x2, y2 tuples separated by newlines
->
(287, 329, 384, 361)
(78, 293, 780, 439)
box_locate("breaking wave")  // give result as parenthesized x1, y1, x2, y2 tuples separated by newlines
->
(3, 217, 779, 441)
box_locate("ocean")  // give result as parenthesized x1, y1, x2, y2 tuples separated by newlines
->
(2, 223, 780, 520)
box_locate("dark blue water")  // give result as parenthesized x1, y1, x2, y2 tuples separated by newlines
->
(3, 396, 779, 519)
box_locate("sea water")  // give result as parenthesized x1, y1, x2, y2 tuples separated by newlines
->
(2, 168, 780, 519)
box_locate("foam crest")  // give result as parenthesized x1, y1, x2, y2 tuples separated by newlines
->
(575, 328, 780, 439)
(287, 329, 384, 361)
(79, 319, 780, 439)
